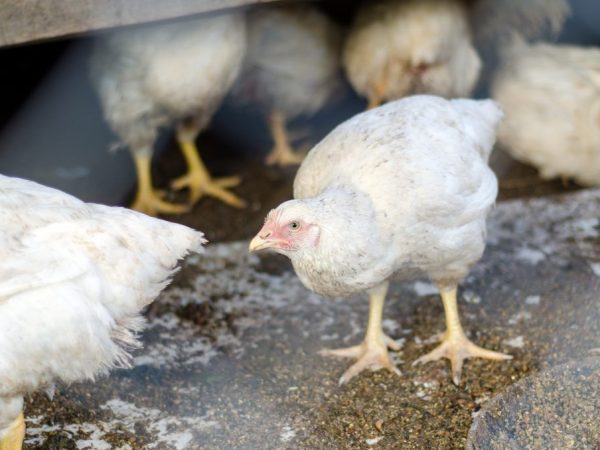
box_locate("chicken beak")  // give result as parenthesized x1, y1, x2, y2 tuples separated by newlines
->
(249, 234, 270, 252)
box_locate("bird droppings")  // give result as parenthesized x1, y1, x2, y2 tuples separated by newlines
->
(411, 281, 438, 297)
(525, 295, 541, 305)
(365, 436, 384, 446)
(23, 186, 600, 449)
(507, 311, 532, 325)
(515, 246, 546, 265)
(462, 290, 482, 304)
(503, 336, 525, 348)
(279, 425, 296, 443)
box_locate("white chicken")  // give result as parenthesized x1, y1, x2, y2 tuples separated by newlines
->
(231, 4, 343, 166)
(344, 0, 481, 108)
(250, 95, 510, 385)
(91, 11, 247, 215)
(492, 37, 600, 186)
(0, 174, 205, 450)
(343, 0, 569, 108)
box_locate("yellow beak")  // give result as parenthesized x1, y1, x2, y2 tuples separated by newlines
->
(249, 234, 271, 252)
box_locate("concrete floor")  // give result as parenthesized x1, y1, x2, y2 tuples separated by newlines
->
(23, 188, 600, 449)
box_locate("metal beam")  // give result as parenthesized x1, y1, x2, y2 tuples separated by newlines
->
(0, 0, 281, 47)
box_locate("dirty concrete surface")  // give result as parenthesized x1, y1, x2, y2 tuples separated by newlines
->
(21, 150, 600, 450)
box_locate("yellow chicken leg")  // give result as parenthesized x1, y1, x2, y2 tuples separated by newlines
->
(0, 412, 25, 450)
(367, 74, 388, 110)
(171, 134, 245, 208)
(131, 154, 189, 216)
(265, 112, 305, 166)
(413, 285, 512, 385)
(320, 282, 401, 385)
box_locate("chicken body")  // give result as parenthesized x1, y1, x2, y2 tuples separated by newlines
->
(344, 0, 481, 108)
(232, 5, 343, 166)
(492, 38, 600, 186)
(251, 95, 509, 384)
(91, 12, 247, 214)
(0, 175, 204, 450)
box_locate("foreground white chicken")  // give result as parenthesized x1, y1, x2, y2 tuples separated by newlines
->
(250, 95, 510, 385)
(343, 0, 569, 108)
(492, 38, 600, 186)
(0, 175, 205, 450)
(91, 12, 246, 215)
(232, 4, 342, 166)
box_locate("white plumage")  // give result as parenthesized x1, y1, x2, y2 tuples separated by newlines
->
(232, 4, 343, 166)
(0, 175, 204, 449)
(91, 12, 247, 214)
(344, 0, 481, 106)
(251, 96, 509, 384)
(492, 38, 600, 186)
(343, 0, 570, 108)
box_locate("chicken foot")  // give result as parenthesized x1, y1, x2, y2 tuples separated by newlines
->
(172, 127, 245, 208)
(413, 284, 512, 385)
(0, 412, 25, 450)
(131, 154, 189, 216)
(320, 282, 401, 385)
(265, 111, 305, 166)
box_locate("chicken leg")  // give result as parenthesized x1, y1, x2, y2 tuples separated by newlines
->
(413, 284, 512, 385)
(131, 153, 189, 216)
(0, 412, 25, 450)
(170, 126, 245, 208)
(320, 282, 401, 385)
(367, 72, 388, 110)
(265, 112, 305, 166)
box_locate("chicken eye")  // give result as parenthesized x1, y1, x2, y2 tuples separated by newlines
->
(289, 221, 301, 232)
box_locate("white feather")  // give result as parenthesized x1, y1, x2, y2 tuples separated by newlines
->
(492, 38, 600, 186)
(0, 175, 205, 434)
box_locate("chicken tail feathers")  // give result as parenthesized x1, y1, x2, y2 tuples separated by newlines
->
(451, 98, 503, 163)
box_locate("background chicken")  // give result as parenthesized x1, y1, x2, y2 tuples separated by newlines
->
(231, 4, 343, 166)
(343, 0, 569, 108)
(492, 37, 600, 186)
(0, 174, 204, 450)
(250, 95, 509, 385)
(91, 12, 247, 215)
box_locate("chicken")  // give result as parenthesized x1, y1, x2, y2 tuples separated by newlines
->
(231, 4, 343, 166)
(492, 37, 600, 186)
(250, 95, 510, 385)
(0, 174, 205, 450)
(91, 12, 247, 215)
(344, 0, 481, 108)
(343, 0, 569, 109)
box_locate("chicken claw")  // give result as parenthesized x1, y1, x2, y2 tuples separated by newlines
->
(320, 283, 401, 385)
(412, 285, 512, 385)
(320, 332, 401, 385)
(266, 111, 305, 166)
(131, 154, 189, 216)
(174, 138, 245, 208)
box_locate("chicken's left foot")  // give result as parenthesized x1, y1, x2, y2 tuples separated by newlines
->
(0, 412, 25, 450)
(265, 143, 305, 166)
(173, 137, 245, 208)
(320, 333, 401, 385)
(413, 332, 511, 385)
(266, 111, 305, 167)
(171, 172, 244, 207)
